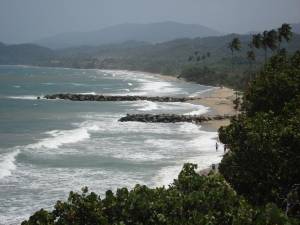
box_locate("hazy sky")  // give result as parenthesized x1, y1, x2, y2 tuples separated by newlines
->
(1, 0, 300, 43)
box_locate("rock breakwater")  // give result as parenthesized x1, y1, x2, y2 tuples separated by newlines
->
(43, 94, 199, 102)
(119, 114, 233, 123)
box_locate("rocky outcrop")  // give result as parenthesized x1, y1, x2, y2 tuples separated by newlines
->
(43, 94, 199, 102)
(119, 114, 233, 123)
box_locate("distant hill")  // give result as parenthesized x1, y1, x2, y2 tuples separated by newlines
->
(0, 43, 55, 64)
(52, 32, 300, 71)
(1, 32, 299, 75)
(35, 21, 222, 49)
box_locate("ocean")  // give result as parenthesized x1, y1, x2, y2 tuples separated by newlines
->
(0, 65, 223, 225)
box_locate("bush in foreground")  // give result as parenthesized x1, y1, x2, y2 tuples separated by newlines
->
(22, 164, 297, 225)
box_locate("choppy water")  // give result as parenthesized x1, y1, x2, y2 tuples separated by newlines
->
(0, 65, 223, 225)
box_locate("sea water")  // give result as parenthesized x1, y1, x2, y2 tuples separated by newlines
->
(0, 65, 223, 225)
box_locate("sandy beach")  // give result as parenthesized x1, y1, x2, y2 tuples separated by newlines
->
(189, 86, 237, 130)
(155, 73, 237, 130)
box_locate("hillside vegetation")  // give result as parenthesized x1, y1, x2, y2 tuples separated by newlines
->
(1, 31, 300, 89)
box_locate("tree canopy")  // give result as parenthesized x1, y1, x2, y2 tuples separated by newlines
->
(219, 51, 300, 219)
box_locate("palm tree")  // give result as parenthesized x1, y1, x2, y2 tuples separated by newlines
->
(252, 34, 262, 49)
(256, 30, 278, 62)
(261, 31, 270, 62)
(228, 37, 241, 71)
(278, 23, 293, 50)
(266, 30, 278, 51)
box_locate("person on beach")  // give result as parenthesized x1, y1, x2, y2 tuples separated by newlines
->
(212, 164, 216, 170)
(216, 142, 218, 151)
(224, 144, 227, 153)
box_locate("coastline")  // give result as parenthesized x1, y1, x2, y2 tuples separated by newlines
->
(153, 73, 236, 130)
(189, 86, 236, 131)
(154, 73, 236, 175)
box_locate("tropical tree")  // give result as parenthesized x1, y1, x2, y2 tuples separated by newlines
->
(188, 51, 202, 63)
(252, 30, 278, 62)
(228, 37, 241, 71)
(278, 23, 293, 50)
(266, 30, 279, 51)
(252, 34, 262, 49)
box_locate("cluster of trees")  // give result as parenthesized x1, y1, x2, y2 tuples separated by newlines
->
(180, 65, 251, 89)
(228, 24, 293, 69)
(219, 50, 300, 219)
(181, 24, 294, 90)
(251, 24, 293, 62)
(22, 164, 298, 225)
(188, 51, 211, 64)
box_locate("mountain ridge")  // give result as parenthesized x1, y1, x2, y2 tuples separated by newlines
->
(35, 21, 222, 49)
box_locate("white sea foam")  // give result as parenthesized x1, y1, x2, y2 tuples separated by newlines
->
(0, 150, 20, 179)
(100, 69, 181, 96)
(132, 101, 209, 115)
(136, 101, 159, 111)
(137, 81, 181, 96)
(26, 123, 99, 149)
(184, 104, 210, 115)
(12, 85, 21, 88)
(153, 130, 224, 187)
(189, 87, 216, 97)
(78, 92, 97, 95)
(8, 95, 39, 100)
(113, 152, 166, 161)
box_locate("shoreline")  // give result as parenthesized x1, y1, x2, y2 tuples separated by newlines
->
(154, 73, 236, 174)
(154, 73, 236, 130)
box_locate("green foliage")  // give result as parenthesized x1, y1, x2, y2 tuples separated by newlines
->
(243, 51, 300, 116)
(251, 24, 293, 62)
(180, 65, 252, 90)
(218, 51, 300, 220)
(23, 163, 298, 225)
(278, 24, 293, 49)
(228, 38, 242, 52)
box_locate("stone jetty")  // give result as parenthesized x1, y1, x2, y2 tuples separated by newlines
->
(43, 94, 199, 102)
(119, 114, 233, 123)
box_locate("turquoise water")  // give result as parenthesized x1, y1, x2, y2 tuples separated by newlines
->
(0, 65, 223, 225)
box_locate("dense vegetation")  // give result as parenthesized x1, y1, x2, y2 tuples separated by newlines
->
(0, 42, 54, 64)
(219, 50, 300, 218)
(180, 24, 295, 89)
